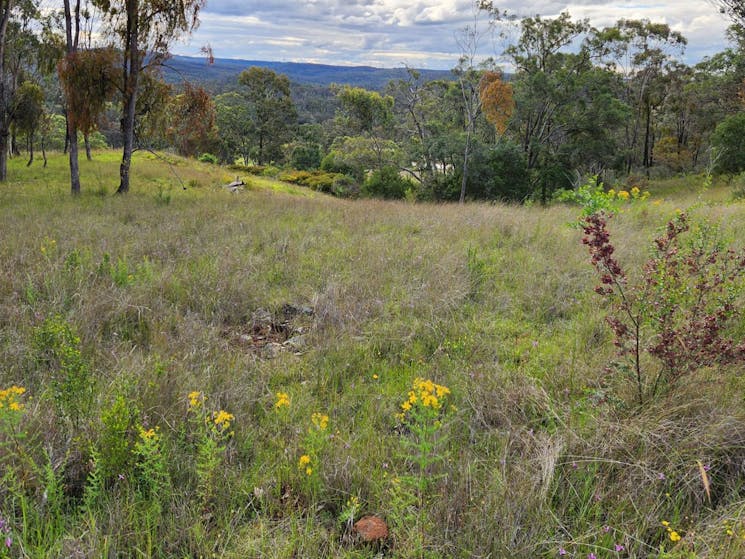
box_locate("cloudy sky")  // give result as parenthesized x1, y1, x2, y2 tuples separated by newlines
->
(173, 1, 734, 70)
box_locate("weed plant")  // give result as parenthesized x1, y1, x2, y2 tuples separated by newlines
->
(0, 152, 744, 557)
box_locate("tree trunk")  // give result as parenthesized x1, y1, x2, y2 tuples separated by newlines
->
(63, 0, 82, 194)
(41, 136, 47, 168)
(0, 132, 7, 181)
(84, 133, 91, 160)
(117, 0, 140, 194)
(643, 101, 652, 169)
(0, 0, 11, 181)
(118, 94, 136, 193)
(26, 136, 33, 166)
(69, 128, 81, 193)
(459, 126, 471, 204)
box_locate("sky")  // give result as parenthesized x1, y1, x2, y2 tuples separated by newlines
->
(172, 1, 735, 70)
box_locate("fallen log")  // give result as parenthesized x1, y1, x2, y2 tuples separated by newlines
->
(224, 177, 246, 192)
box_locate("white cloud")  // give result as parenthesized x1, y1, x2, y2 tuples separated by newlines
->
(173, 1, 733, 69)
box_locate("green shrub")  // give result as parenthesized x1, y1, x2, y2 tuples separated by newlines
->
(320, 152, 362, 181)
(228, 164, 266, 175)
(32, 316, 92, 427)
(277, 169, 359, 196)
(362, 166, 412, 199)
(198, 153, 218, 164)
(289, 144, 321, 170)
(99, 394, 140, 481)
(711, 112, 745, 175)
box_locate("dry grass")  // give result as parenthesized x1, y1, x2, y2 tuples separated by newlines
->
(1, 151, 744, 557)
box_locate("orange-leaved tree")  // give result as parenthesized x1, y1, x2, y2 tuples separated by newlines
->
(479, 70, 514, 135)
(58, 47, 118, 161)
(166, 83, 217, 158)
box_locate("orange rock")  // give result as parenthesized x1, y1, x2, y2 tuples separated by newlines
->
(352, 515, 389, 542)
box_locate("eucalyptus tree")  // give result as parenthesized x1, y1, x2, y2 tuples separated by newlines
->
(593, 20, 686, 172)
(335, 85, 395, 173)
(237, 66, 297, 165)
(214, 91, 254, 165)
(713, 0, 745, 25)
(11, 80, 43, 165)
(92, 0, 206, 193)
(0, 0, 38, 180)
(504, 12, 600, 200)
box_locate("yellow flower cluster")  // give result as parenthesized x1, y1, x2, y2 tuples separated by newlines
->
(213, 410, 235, 431)
(311, 412, 329, 431)
(298, 454, 312, 475)
(404, 378, 450, 411)
(397, 377, 453, 422)
(0, 386, 26, 412)
(661, 520, 681, 542)
(188, 391, 203, 408)
(274, 392, 290, 409)
(722, 519, 745, 540)
(607, 186, 650, 202)
(40, 238, 56, 256)
(139, 426, 159, 441)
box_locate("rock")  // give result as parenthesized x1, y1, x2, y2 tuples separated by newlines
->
(251, 308, 273, 328)
(352, 515, 389, 543)
(284, 334, 307, 351)
(260, 342, 283, 359)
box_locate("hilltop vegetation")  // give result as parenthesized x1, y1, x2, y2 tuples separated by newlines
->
(6, 3, 745, 203)
(1, 152, 745, 557)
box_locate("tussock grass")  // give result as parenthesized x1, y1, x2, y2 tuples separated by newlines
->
(1, 151, 744, 557)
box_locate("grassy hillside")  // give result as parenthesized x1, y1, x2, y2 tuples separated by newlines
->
(1, 151, 744, 558)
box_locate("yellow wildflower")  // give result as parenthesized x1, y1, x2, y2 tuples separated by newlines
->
(305, 467, 313, 476)
(0, 386, 26, 412)
(372, 374, 379, 380)
(669, 531, 681, 542)
(311, 412, 329, 430)
(435, 385, 450, 398)
(140, 427, 158, 441)
(618, 190, 630, 200)
(421, 393, 439, 408)
(274, 392, 290, 409)
(213, 410, 235, 430)
(188, 391, 203, 407)
(661, 521, 670, 527)
(299, 454, 311, 467)
(607, 188, 616, 197)
(630, 186, 640, 197)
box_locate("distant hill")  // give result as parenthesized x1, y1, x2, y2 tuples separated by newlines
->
(164, 55, 454, 90)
